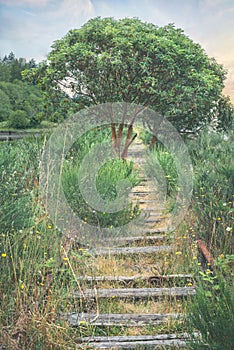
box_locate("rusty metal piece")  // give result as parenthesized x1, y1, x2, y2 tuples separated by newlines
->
(197, 239, 214, 270)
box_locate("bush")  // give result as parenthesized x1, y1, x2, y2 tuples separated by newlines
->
(8, 110, 30, 129)
(0, 139, 40, 231)
(187, 257, 234, 350)
(62, 127, 141, 228)
(187, 130, 234, 254)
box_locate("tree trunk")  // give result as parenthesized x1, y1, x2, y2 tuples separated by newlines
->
(121, 124, 133, 159)
(151, 135, 157, 149)
(121, 126, 138, 160)
(111, 123, 117, 150)
(116, 123, 124, 157)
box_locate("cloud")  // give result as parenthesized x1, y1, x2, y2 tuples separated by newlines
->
(45, 0, 95, 26)
(0, 0, 95, 61)
(0, 0, 48, 6)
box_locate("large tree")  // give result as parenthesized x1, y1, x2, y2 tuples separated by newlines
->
(24, 17, 232, 154)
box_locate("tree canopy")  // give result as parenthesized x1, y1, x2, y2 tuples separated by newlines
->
(24, 17, 234, 134)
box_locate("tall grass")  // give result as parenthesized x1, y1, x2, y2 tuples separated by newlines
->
(0, 129, 141, 348)
(62, 128, 141, 228)
(142, 128, 233, 254)
(0, 137, 73, 348)
(187, 257, 234, 350)
(0, 138, 40, 230)
(187, 130, 233, 254)
(1, 126, 233, 348)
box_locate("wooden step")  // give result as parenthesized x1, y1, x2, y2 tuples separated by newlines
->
(138, 199, 162, 203)
(142, 207, 167, 211)
(76, 274, 194, 284)
(77, 333, 191, 348)
(92, 245, 173, 256)
(144, 217, 165, 224)
(130, 192, 156, 197)
(73, 286, 196, 299)
(117, 234, 167, 244)
(142, 228, 173, 234)
(62, 312, 182, 327)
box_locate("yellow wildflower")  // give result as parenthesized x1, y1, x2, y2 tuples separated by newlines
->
(79, 321, 86, 325)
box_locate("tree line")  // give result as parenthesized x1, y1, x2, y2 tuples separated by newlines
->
(0, 52, 43, 128)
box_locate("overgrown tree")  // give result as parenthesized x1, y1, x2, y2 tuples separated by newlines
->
(23, 17, 232, 156)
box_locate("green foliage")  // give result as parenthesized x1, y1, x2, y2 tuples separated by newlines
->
(214, 95, 234, 131)
(24, 17, 229, 133)
(187, 130, 234, 254)
(0, 52, 36, 82)
(0, 80, 44, 128)
(62, 127, 141, 227)
(0, 88, 11, 121)
(0, 53, 49, 128)
(146, 144, 179, 197)
(0, 138, 40, 231)
(187, 265, 234, 350)
(8, 110, 30, 128)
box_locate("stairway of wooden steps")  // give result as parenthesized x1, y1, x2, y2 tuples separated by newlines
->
(63, 138, 195, 349)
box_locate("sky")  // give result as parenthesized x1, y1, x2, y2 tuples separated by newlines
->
(0, 0, 233, 102)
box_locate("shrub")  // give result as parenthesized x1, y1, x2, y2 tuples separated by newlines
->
(62, 128, 141, 228)
(187, 257, 234, 350)
(187, 130, 234, 254)
(8, 110, 30, 129)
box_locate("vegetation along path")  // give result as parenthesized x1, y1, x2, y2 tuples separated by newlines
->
(61, 137, 197, 349)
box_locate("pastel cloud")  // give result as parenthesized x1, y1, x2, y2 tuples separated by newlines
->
(0, 0, 49, 6)
(0, 0, 95, 60)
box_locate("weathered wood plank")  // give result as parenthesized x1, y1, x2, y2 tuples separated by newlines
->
(77, 333, 192, 348)
(117, 234, 167, 244)
(144, 217, 164, 223)
(138, 199, 162, 203)
(142, 207, 167, 211)
(142, 228, 173, 234)
(73, 286, 196, 299)
(143, 213, 165, 218)
(76, 274, 193, 283)
(131, 190, 158, 195)
(130, 192, 156, 197)
(77, 338, 187, 348)
(93, 245, 173, 256)
(62, 312, 182, 326)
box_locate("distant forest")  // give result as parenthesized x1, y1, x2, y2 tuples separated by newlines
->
(0, 52, 67, 129)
